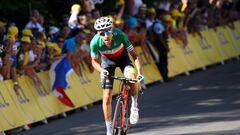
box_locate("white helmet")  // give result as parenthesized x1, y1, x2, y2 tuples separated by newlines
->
(94, 17, 113, 31)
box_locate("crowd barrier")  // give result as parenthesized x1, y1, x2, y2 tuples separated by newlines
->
(0, 21, 239, 132)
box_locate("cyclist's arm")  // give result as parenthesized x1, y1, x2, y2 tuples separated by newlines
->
(118, 28, 142, 75)
(90, 40, 103, 73)
(129, 49, 142, 75)
(91, 57, 103, 73)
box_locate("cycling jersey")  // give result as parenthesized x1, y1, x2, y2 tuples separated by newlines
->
(90, 28, 134, 60)
(90, 28, 135, 89)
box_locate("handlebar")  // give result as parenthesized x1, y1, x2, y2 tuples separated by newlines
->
(110, 76, 138, 83)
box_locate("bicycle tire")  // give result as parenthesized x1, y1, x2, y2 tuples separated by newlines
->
(121, 95, 132, 134)
(113, 96, 123, 135)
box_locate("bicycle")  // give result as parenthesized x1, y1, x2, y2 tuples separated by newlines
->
(109, 76, 143, 135)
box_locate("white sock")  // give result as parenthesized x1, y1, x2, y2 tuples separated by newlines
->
(105, 121, 112, 134)
(132, 96, 138, 108)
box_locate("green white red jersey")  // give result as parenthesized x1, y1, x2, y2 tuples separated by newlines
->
(90, 28, 134, 60)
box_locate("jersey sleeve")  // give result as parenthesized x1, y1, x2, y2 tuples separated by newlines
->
(90, 38, 99, 59)
(117, 28, 134, 52)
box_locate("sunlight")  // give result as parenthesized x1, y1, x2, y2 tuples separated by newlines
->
(195, 99, 223, 106)
(182, 85, 221, 91)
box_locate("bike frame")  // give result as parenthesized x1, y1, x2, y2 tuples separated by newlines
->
(111, 76, 137, 135)
(120, 80, 131, 130)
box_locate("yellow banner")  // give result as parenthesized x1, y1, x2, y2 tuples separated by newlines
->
(217, 27, 238, 58)
(0, 123, 3, 132)
(66, 73, 97, 108)
(208, 27, 236, 60)
(235, 21, 240, 30)
(181, 35, 206, 70)
(135, 46, 162, 83)
(75, 69, 103, 103)
(22, 77, 59, 118)
(202, 29, 226, 63)
(3, 79, 45, 126)
(225, 25, 240, 55)
(0, 81, 26, 131)
(187, 34, 212, 67)
(167, 39, 190, 77)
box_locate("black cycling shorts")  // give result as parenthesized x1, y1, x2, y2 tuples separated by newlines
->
(100, 51, 134, 89)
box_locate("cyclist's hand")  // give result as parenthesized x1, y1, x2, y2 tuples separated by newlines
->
(137, 74, 144, 83)
(101, 69, 109, 78)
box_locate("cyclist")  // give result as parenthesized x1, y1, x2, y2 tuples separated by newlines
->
(90, 16, 143, 135)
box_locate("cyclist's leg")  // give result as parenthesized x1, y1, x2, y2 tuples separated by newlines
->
(122, 65, 140, 125)
(101, 66, 115, 135)
(123, 65, 139, 97)
(118, 52, 140, 98)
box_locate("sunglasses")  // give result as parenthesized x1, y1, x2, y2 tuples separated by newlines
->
(99, 29, 112, 36)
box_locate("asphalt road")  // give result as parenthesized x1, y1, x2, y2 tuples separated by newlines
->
(12, 59, 240, 135)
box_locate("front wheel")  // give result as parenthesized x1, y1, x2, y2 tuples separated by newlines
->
(113, 97, 123, 135)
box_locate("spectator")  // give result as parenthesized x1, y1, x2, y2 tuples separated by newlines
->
(81, 0, 95, 13)
(124, 17, 139, 46)
(61, 14, 70, 27)
(0, 35, 21, 95)
(0, 21, 7, 47)
(220, 1, 236, 29)
(114, 18, 125, 29)
(184, 0, 203, 37)
(7, 26, 18, 39)
(145, 7, 156, 29)
(46, 42, 63, 69)
(33, 41, 47, 72)
(55, 34, 65, 49)
(77, 12, 93, 30)
(170, 8, 188, 48)
(7, 25, 21, 48)
(196, 8, 209, 31)
(60, 26, 71, 39)
(158, 0, 171, 11)
(135, 3, 147, 26)
(48, 26, 60, 42)
(62, 30, 85, 82)
(68, 4, 81, 29)
(148, 10, 170, 82)
(124, 17, 151, 66)
(111, 1, 125, 20)
(80, 29, 94, 73)
(22, 29, 34, 40)
(126, 0, 143, 16)
(17, 36, 48, 96)
(91, 9, 101, 20)
(25, 10, 44, 35)
(1, 36, 15, 80)
(38, 14, 45, 27)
